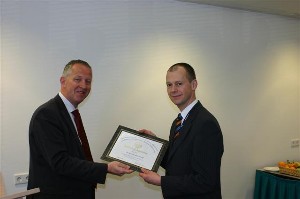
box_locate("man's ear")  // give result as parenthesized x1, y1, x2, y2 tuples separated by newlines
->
(191, 79, 198, 90)
(60, 76, 65, 86)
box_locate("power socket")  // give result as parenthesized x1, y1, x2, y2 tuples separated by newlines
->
(291, 138, 300, 148)
(14, 173, 29, 185)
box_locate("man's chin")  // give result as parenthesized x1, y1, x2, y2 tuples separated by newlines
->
(172, 100, 181, 106)
(75, 96, 87, 104)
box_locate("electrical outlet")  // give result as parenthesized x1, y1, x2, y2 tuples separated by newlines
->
(14, 173, 29, 185)
(291, 138, 300, 148)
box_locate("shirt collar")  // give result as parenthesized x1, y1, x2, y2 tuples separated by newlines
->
(59, 92, 76, 113)
(180, 99, 198, 121)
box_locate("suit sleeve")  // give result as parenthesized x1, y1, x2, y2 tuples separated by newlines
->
(161, 121, 224, 197)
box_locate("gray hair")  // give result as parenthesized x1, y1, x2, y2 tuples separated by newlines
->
(62, 59, 92, 77)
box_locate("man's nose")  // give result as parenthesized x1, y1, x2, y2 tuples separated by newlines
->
(79, 80, 88, 88)
(170, 85, 177, 92)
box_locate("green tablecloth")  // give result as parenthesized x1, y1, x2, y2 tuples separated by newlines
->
(254, 170, 300, 199)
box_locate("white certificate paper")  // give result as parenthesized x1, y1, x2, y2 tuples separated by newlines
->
(109, 130, 163, 170)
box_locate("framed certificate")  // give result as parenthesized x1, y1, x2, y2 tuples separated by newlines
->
(101, 125, 169, 172)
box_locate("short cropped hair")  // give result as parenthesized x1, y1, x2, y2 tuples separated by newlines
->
(62, 59, 92, 77)
(168, 63, 196, 82)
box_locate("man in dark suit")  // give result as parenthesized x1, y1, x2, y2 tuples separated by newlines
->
(27, 60, 132, 199)
(139, 63, 224, 199)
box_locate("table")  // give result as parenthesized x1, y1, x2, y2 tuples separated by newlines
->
(254, 169, 300, 199)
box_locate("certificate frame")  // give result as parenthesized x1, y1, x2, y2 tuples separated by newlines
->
(101, 125, 169, 172)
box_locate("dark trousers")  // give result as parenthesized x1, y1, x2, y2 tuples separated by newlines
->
(26, 188, 95, 199)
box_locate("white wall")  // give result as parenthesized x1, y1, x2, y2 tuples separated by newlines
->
(1, 0, 299, 198)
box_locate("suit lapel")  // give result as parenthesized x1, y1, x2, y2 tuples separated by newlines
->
(54, 95, 84, 156)
(167, 101, 202, 162)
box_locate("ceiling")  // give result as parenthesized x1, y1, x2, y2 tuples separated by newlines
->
(177, 0, 300, 19)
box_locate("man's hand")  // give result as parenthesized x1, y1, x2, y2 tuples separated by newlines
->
(139, 168, 161, 186)
(138, 129, 156, 137)
(107, 161, 133, 176)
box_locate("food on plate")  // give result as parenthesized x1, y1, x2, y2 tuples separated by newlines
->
(278, 160, 300, 169)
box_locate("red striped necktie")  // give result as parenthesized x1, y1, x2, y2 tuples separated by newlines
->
(174, 113, 183, 139)
(72, 109, 93, 162)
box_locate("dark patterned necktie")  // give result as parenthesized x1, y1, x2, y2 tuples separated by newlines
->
(72, 109, 93, 162)
(174, 113, 183, 139)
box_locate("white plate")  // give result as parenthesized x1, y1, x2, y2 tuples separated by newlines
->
(263, 166, 279, 172)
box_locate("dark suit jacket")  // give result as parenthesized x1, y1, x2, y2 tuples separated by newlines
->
(161, 101, 224, 199)
(27, 95, 107, 199)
